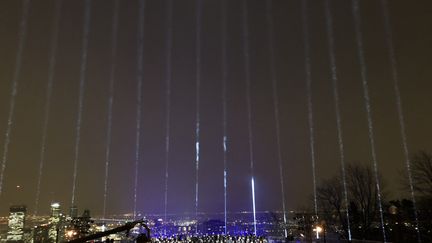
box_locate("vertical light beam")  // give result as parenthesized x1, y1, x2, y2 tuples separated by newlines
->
(134, 0, 145, 220)
(351, 0, 387, 241)
(380, 1, 421, 242)
(0, 0, 31, 197)
(251, 177, 257, 235)
(102, 0, 119, 220)
(34, 0, 62, 215)
(301, 0, 318, 219)
(242, 0, 257, 235)
(71, 0, 91, 207)
(266, 0, 287, 238)
(164, 0, 173, 230)
(194, 0, 202, 233)
(323, 0, 352, 240)
(221, 0, 228, 235)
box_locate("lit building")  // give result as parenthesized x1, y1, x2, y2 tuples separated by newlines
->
(48, 202, 62, 242)
(7, 205, 27, 241)
(51, 202, 61, 218)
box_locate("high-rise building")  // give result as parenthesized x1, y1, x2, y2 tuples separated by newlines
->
(48, 202, 62, 242)
(51, 202, 61, 217)
(69, 206, 78, 218)
(7, 205, 27, 241)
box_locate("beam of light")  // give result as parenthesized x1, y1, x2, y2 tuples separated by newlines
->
(71, 0, 91, 206)
(251, 177, 257, 236)
(221, 0, 228, 235)
(324, 0, 352, 240)
(223, 164, 227, 234)
(134, 0, 146, 220)
(0, 0, 31, 197)
(242, 0, 256, 235)
(380, 1, 421, 242)
(34, 0, 62, 216)
(265, 0, 287, 238)
(164, 0, 173, 230)
(351, 0, 386, 241)
(301, 0, 318, 219)
(194, 0, 202, 234)
(102, 0, 120, 220)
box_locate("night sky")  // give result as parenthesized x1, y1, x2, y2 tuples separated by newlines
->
(0, 0, 431, 217)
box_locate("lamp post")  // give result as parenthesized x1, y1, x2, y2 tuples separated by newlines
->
(314, 224, 326, 243)
(315, 225, 322, 239)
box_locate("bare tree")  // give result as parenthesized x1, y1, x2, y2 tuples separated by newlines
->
(316, 176, 349, 238)
(317, 176, 343, 216)
(410, 151, 432, 200)
(346, 163, 384, 239)
(314, 163, 386, 240)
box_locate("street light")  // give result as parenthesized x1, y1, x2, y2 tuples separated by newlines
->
(315, 225, 323, 239)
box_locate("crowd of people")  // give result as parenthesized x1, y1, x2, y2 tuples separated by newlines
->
(150, 235, 270, 243)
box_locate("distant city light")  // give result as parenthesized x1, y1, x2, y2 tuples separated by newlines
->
(66, 230, 77, 238)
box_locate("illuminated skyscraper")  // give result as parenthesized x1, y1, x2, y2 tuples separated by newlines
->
(7, 205, 27, 241)
(51, 202, 61, 217)
(48, 202, 62, 242)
